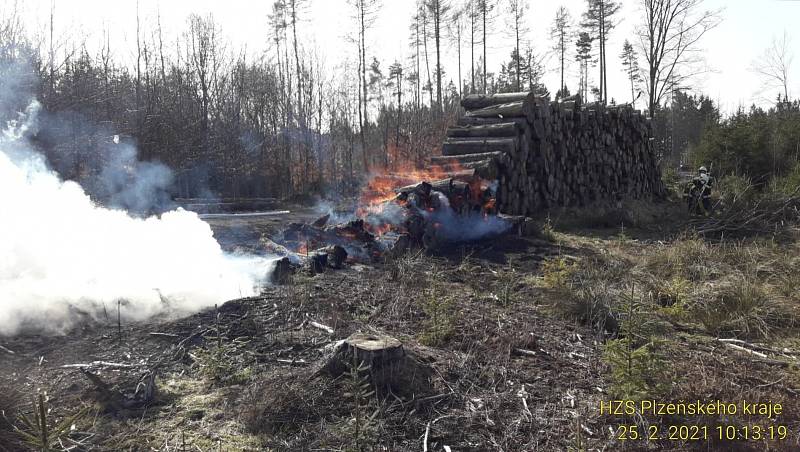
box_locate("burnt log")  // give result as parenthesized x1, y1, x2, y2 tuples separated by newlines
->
(259, 237, 299, 261)
(326, 219, 374, 243)
(312, 214, 330, 228)
(378, 232, 411, 257)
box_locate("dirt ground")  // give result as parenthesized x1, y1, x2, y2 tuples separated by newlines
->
(2, 204, 799, 451)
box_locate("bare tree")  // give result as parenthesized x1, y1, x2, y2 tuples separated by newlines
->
(349, 0, 381, 169)
(448, 4, 467, 98)
(582, 0, 620, 104)
(49, 0, 55, 94)
(419, 2, 433, 106)
(636, 0, 721, 116)
(468, 0, 478, 93)
(751, 31, 794, 102)
(388, 61, 403, 147)
(409, 10, 422, 108)
(506, 0, 528, 92)
(426, 0, 450, 112)
(476, 0, 495, 93)
(551, 6, 572, 97)
(288, 0, 307, 124)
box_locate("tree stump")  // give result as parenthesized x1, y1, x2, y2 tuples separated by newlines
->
(322, 245, 348, 269)
(308, 252, 328, 274)
(270, 257, 293, 285)
(320, 333, 432, 397)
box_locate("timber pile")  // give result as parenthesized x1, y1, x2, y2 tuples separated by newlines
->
(431, 92, 665, 215)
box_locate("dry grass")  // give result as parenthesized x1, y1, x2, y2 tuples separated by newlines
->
(5, 210, 800, 451)
(530, 229, 800, 450)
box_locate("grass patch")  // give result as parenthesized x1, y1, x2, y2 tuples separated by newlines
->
(651, 275, 691, 308)
(694, 278, 773, 339)
(493, 266, 521, 306)
(538, 256, 577, 289)
(190, 339, 254, 387)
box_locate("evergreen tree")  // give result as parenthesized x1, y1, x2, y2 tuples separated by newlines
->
(620, 39, 642, 107)
(575, 32, 593, 101)
(551, 6, 572, 98)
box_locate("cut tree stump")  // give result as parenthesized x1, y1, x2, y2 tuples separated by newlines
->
(271, 257, 294, 284)
(322, 245, 348, 269)
(308, 252, 328, 274)
(319, 332, 433, 397)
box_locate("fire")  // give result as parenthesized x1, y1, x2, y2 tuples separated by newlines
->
(365, 222, 393, 236)
(353, 161, 473, 237)
(268, 156, 507, 263)
(360, 160, 465, 207)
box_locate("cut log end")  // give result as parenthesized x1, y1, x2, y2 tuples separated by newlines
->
(319, 333, 433, 397)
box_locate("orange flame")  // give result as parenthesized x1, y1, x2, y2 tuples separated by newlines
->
(360, 160, 467, 207)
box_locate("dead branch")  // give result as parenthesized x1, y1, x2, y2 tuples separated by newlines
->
(308, 321, 334, 334)
(61, 361, 142, 369)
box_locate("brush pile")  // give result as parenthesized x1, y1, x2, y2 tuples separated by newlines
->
(431, 92, 665, 215)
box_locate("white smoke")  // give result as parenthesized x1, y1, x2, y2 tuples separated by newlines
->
(428, 191, 512, 242)
(0, 102, 275, 336)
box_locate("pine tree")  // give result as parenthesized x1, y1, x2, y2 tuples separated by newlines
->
(551, 6, 572, 98)
(620, 39, 642, 107)
(575, 32, 593, 101)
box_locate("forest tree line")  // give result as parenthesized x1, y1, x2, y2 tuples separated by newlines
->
(0, 0, 794, 201)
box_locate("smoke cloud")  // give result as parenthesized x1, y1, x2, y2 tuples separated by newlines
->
(429, 192, 512, 242)
(0, 101, 275, 336)
(93, 138, 176, 215)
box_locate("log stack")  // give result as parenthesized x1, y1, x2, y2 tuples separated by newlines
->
(430, 92, 665, 216)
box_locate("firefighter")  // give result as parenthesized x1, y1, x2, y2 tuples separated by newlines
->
(697, 166, 713, 213)
(684, 166, 714, 215)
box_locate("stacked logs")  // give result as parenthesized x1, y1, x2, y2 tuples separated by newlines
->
(430, 92, 665, 216)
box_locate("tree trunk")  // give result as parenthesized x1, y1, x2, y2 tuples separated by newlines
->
(433, 1, 442, 113)
(470, 2, 475, 94)
(482, 2, 487, 94)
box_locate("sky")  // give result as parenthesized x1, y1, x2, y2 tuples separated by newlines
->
(8, 0, 800, 115)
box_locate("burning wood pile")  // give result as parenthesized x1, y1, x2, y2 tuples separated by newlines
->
(261, 166, 516, 276)
(438, 92, 665, 215)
